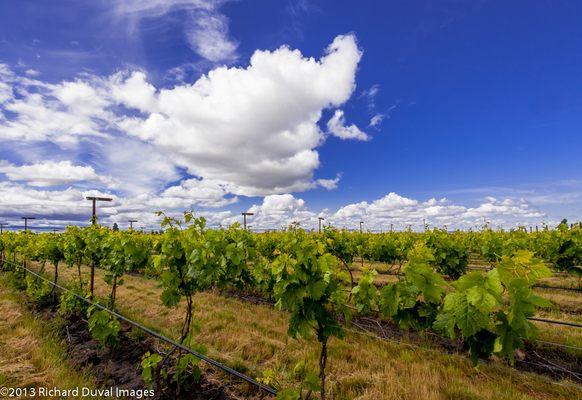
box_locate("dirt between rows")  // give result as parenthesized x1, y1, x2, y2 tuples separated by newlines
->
(35, 306, 233, 400)
(221, 288, 582, 384)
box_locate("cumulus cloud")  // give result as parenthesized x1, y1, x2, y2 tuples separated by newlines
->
(246, 194, 316, 229)
(0, 73, 112, 145)
(316, 175, 340, 190)
(0, 35, 362, 199)
(115, 34, 363, 195)
(464, 197, 544, 219)
(0, 82, 11, 105)
(160, 178, 238, 208)
(0, 182, 101, 220)
(0, 178, 552, 232)
(239, 192, 548, 231)
(327, 109, 369, 141)
(0, 53, 562, 233)
(331, 194, 545, 230)
(0, 160, 117, 188)
(0, 180, 237, 230)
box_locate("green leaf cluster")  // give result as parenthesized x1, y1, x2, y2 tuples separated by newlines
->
(271, 229, 348, 343)
(435, 250, 551, 364)
(87, 305, 121, 347)
(379, 244, 446, 329)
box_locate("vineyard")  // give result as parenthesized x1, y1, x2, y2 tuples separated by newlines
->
(0, 216, 581, 399)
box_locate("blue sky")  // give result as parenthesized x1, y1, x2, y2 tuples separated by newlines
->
(0, 0, 580, 231)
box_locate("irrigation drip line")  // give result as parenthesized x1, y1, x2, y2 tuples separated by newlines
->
(356, 261, 580, 290)
(533, 340, 582, 351)
(344, 306, 582, 353)
(517, 360, 582, 381)
(5, 260, 277, 397)
(345, 325, 582, 386)
(14, 257, 582, 333)
(528, 317, 582, 329)
(347, 300, 582, 333)
(369, 270, 582, 292)
(533, 285, 582, 293)
(7, 259, 581, 385)
(371, 272, 581, 292)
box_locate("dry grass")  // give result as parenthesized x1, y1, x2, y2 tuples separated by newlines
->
(536, 288, 582, 312)
(539, 275, 582, 290)
(531, 288, 582, 349)
(21, 261, 581, 400)
(0, 273, 98, 399)
(351, 268, 399, 285)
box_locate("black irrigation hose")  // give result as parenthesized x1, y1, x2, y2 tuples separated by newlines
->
(534, 284, 582, 293)
(5, 260, 278, 397)
(8, 259, 581, 382)
(528, 317, 582, 329)
(373, 273, 582, 293)
(367, 284, 582, 329)
(345, 302, 582, 352)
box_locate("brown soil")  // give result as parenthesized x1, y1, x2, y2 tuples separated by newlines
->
(518, 343, 582, 382)
(37, 307, 233, 400)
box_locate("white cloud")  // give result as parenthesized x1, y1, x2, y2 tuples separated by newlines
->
(24, 69, 40, 77)
(327, 109, 369, 141)
(0, 74, 111, 145)
(239, 192, 548, 231)
(0, 182, 96, 219)
(160, 178, 238, 208)
(369, 113, 384, 127)
(112, 0, 238, 63)
(2, 44, 559, 233)
(0, 35, 362, 197)
(98, 134, 180, 195)
(112, 0, 213, 16)
(0, 160, 117, 188)
(361, 84, 379, 111)
(0, 179, 554, 232)
(0, 64, 14, 105)
(0, 181, 235, 230)
(186, 8, 238, 62)
(464, 197, 544, 219)
(328, 194, 545, 230)
(369, 103, 398, 129)
(316, 175, 340, 190)
(109, 71, 157, 113)
(116, 34, 363, 195)
(109, 194, 235, 230)
(246, 194, 316, 229)
(0, 82, 11, 105)
(52, 79, 111, 118)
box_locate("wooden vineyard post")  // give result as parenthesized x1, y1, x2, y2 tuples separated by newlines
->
(90, 263, 95, 301)
(242, 212, 254, 230)
(86, 196, 112, 225)
(21, 217, 35, 279)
